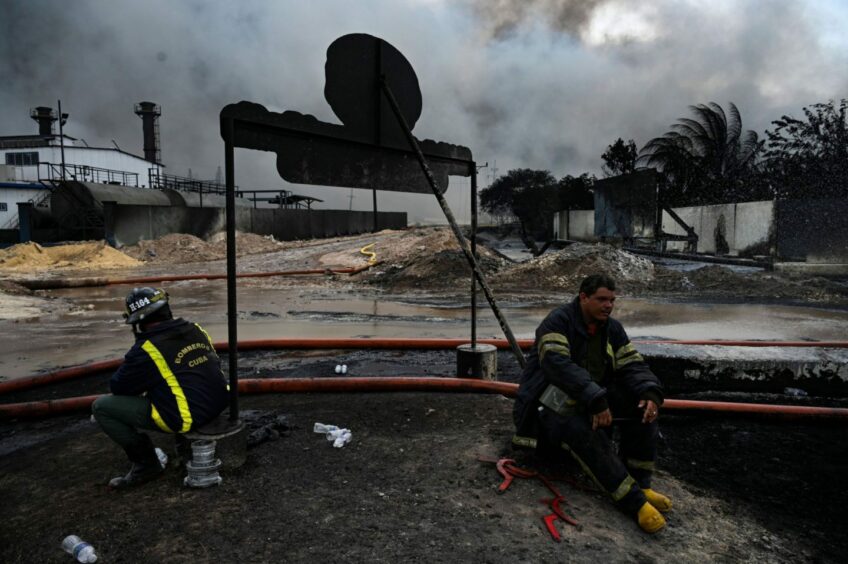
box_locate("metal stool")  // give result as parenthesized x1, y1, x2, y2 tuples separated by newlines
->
(182, 416, 246, 487)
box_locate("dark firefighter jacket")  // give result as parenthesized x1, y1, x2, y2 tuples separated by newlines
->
(110, 318, 229, 433)
(513, 297, 663, 448)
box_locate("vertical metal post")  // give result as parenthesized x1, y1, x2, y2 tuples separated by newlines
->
(373, 37, 382, 234)
(17, 203, 33, 243)
(380, 79, 525, 368)
(57, 100, 66, 181)
(373, 188, 378, 232)
(470, 166, 477, 349)
(223, 119, 239, 421)
(103, 200, 117, 247)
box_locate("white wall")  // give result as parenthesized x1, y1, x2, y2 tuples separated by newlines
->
(557, 200, 774, 255)
(0, 185, 49, 228)
(0, 146, 161, 185)
(554, 209, 596, 241)
(662, 201, 773, 255)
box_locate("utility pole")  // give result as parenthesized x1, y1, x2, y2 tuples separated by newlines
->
(57, 100, 68, 181)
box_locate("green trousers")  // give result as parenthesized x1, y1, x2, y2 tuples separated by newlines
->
(92, 394, 160, 450)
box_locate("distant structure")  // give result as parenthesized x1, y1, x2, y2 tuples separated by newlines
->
(134, 101, 162, 164)
(0, 104, 164, 235)
(0, 98, 403, 247)
(552, 169, 848, 275)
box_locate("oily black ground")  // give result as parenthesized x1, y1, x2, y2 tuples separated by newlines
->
(2, 380, 847, 563)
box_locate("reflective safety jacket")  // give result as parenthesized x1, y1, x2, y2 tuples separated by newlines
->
(110, 318, 229, 433)
(513, 297, 663, 448)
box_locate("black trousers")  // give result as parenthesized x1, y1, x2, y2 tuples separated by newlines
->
(538, 387, 658, 516)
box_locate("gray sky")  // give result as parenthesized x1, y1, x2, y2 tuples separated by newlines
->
(2, 0, 846, 223)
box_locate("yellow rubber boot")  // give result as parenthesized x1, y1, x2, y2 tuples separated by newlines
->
(637, 502, 666, 534)
(643, 488, 673, 513)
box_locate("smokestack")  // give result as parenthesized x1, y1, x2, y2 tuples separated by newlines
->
(30, 106, 57, 136)
(134, 101, 161, 163)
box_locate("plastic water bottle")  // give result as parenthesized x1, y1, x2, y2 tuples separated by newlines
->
(314, 422, 339, 434)
(61, 535, 97, 563)
(155, 447, 168, 469)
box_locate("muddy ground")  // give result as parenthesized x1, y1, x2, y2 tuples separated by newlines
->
(2, 227, 848, 562)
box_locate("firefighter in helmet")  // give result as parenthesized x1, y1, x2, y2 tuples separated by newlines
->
(92, 287, 229, 488)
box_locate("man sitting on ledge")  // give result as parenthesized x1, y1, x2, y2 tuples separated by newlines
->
(513, 273, 672, 533)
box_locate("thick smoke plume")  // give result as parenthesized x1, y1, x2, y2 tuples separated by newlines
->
(1, 1, 846, 223)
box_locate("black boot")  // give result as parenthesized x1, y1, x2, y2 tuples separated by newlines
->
(174, 434, 193, 468)
(109, 435, 164, 489)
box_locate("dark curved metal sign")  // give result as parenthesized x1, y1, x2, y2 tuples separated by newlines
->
(220, 33, 472, 193)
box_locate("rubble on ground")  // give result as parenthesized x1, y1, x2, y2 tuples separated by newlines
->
(491, 243, 656, 293)
(650, 264, 848, 302)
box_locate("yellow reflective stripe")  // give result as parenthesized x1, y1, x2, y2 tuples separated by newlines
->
(539, 344, 569, 363)
(142, 340, 192, 433)
(611, 475, 637, 501)
(617, 354, 644, 367)
(150, 404, 173, 433)
(564, 439, 638, 501)
(606, 341, 615, 370)
(627, 458, 656, 471)
(538, 333, 570, 362)
(615, 343, 644, 366)
(512, 435, 538, 449)
(195, 323, 216, 351)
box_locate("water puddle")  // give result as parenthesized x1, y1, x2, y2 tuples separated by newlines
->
(1, 280, 847, 379)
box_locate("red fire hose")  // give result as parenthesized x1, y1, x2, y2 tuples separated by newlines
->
(2, 377, 848, 422)
(2, 337, 847, 396)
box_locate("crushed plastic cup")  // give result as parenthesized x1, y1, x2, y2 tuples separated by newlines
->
(314, 422, 352, 447)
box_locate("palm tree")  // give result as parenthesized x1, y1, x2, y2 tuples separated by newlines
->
(638, 102, 763, 204)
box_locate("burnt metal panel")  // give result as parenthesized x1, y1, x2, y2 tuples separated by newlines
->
(593, 169, 658, 238)
(776, 198, 848, 262)
(219, 34, 472, 193)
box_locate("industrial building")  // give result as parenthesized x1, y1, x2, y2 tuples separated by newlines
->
(0, 103, 405, 246)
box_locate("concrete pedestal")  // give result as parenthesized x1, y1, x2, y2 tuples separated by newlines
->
(456, 343, 498, 380)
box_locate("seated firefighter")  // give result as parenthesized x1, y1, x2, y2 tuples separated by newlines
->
(92, 287, 229, 488)
(513, 274, 672, 533)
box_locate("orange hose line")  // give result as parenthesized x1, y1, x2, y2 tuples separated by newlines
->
(15, 262, 379, 290)
(2, 378, 848, 421)
(3, 337, 847, 395)
(637, 340, 848, 348)
(0, 359, 124, 395)
(219, 338, 848, 352)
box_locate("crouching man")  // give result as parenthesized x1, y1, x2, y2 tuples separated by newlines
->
(513, 274, 672, 533)
(92, 287, 229, 488)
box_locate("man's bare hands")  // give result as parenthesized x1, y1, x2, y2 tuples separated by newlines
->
(592, 408, 612, 430)
(638, 399, 659, 423)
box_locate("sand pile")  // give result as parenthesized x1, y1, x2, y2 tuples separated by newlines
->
(492, 243, 655, 292)
(0, 241, 141, 272)
(122, 232, 283, 264)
